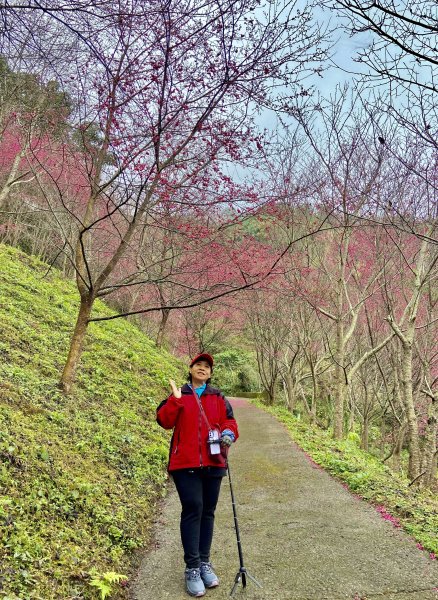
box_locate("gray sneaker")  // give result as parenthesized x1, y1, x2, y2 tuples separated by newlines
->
(185, 568, 206, 597)
(200, 562, 219, 588)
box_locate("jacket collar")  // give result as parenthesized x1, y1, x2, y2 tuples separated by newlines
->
(181, 383, 214, 395)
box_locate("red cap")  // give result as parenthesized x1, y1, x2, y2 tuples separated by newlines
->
(190, 353, 214, 368)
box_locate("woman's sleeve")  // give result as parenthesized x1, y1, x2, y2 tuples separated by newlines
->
(220, 395, 239, 441)
(156, 395, 183, 429)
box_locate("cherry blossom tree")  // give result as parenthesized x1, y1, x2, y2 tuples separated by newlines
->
(282, 91, 398, 437)
(1, 0, 330, 392)
(379, 225, 437, 484)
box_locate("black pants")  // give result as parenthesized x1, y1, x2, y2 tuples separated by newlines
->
(172, 469, 223, 569)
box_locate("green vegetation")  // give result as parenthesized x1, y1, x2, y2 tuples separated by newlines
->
(254, 401, 438, 556)
(0, 55, 72, 137)
(213, 348, 260, 396)
(0, 244, 184, 599)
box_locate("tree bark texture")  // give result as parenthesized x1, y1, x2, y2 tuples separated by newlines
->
(283, 372, 296, 412)
(60, 295, 94, 393)
(156, 308, 170, 348)
(333, 317, 346, 439)
(421, 395, 437, 488)
(400, 340, 421, 481)
(0, 148, 26, 208)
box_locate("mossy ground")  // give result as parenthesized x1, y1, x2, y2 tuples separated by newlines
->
(253, 401, 438, 556)
(0, 244, 184, 599)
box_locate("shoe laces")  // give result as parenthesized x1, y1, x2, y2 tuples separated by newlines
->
(200, 562, 214, 574)
(186, 568, 201, 581)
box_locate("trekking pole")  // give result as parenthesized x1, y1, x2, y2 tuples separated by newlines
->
(227, 458, 263, 597)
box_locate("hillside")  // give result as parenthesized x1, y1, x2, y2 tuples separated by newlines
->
(0, 244, 184, 599)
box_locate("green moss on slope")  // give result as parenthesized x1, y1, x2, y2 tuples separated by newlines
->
(0, 244, 184, 599)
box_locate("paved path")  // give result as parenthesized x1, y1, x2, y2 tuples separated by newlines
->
(130, 399, 438, 600)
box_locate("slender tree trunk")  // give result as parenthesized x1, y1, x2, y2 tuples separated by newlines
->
(360, 388, 369, 450)
(361, 417, 369, 452)
(60, 294, 94, 393)
(387, 234, 435, 483)
(310, 394, 317, 424)
(156, 308, 170, 348)
(431, 454, 437, 492)
(309, 359, 318, 425)
(261, 374, 276, 405)
(9, 211, 20, 246)
(333, 224, 352, 439)
(267, 385, 275, 405)
(334, 378, 347, 438)
(58, 92, 120, 391)
(392, 422, 406, 472)
(265, 361, 277, 405)
(299, 385, 312, 417)
(283, 372, 296, 412)
(421, 394, 437, 487)
(0, 148, 25, 208)
(348, 392, 355, 433)
(399, 340, 421, 481)
(333, 318, 346, 439)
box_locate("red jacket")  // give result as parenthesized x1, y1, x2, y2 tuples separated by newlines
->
(156, 384, 239, 471)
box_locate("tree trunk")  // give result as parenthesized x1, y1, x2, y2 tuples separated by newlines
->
(360, 389, 369, 451)
(264, 377, 276, 405)
(387, 235, 433, 483)
(399, 341, 421, 481)
(334, 378, 347, 438)
(431, 454, 437, 492)
(333, 318, 346, 439)
(156, 308, 170, 348)
(309, 360, 318, 425)
(348, 392, 355, 434)
(420, 394, 437, 488)
(60, 294, 94, 393)
(267, 387, 275, 405)
(361, 415, 369, 452)
(283, 372, 296, 412)
(0, 149, 25, 208)
(392, 422, 406, 472)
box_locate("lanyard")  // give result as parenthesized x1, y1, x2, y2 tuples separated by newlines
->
(191, 387, 213, 431)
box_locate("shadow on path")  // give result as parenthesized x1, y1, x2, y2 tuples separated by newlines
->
(130, 399, 438, 600)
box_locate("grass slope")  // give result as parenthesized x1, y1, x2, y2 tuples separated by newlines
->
(254, 401, 438, 557)
(0, 244, 184, 599)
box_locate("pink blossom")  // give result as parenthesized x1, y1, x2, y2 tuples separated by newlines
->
(375, 505, 401, 528)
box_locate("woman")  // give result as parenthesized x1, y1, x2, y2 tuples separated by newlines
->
(156, 352, 239, 597)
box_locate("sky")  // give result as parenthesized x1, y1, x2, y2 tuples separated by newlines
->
(224, 5, 374, 183)
(255, 4, 373, 132)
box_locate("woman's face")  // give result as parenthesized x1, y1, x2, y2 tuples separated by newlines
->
(190, 360, 212, 383)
